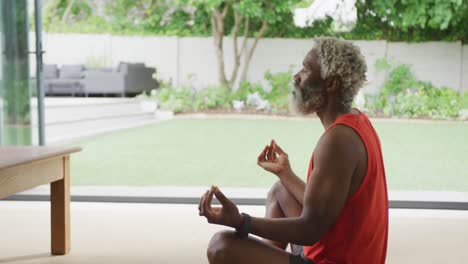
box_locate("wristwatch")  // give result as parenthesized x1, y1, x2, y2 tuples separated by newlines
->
(235, 213, 251, 238)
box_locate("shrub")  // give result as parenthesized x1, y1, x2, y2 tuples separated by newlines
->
(193, 86, 231, 111)
(231, 81, 266, 102)
(371, 63, 462, 119)
(156, 87, 192, 113)
(462, 91, 468, 109)
(264, 70, 293, 112)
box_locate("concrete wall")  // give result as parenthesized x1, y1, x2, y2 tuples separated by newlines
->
(111, 36, 179, 85)
(462, 45, 468, 93)
(387, 42, 463, 93)
(352, 40, 387, 95)
(44, 33, 113, 66)
(34, 33, 468, 94)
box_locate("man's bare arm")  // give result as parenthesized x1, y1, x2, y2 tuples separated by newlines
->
(249, 126, 360, 245)
(258, 141, 306, 205)
(278, 171, 306, 205)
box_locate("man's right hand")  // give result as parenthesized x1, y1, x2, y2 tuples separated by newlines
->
(257, 140, 293, 179)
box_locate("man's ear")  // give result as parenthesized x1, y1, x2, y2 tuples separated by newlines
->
(325, 77, 341, 93)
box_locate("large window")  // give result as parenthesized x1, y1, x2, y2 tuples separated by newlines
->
(3, 0, 467, 208)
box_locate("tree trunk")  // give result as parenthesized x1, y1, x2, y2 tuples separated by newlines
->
(61, 0, 77, 23)
(228, 10, 245, 89)
(211, 5, 229, 88)
(240, 21, 268, 83)
(51, 0, 60, 19)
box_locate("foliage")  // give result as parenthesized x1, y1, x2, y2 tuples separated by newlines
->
(230, 81, 266, 102)
(374, 58, 392, 72)
(370, 63, 462, 119)
(42, 0, 209, 36)
(155, 84, 232, 112)
(390, 86, 460, 118)
(188, 0, 298, 25)
(155, 70, 293, 113)
(376, 64, 416, 110)
(217, 70, 292, 112)
(186, 0, 301, 90)
(154, 65, 463, 120)
(263, 70, 293, 112)
(43, 0, 94, 30)
(462, 91, 468, 109)
(295, 0, 315, 8)
(43, 15, 113, 34)
(347, 0, 468, 42)
(370, 0, 465, 31)
(104, 0, 204, 35)
(156, 87, 192, 113)
(41, 0, 468, 42)
(193, 86, 231, 110)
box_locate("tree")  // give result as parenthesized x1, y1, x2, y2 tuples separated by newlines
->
(103, 0, 206, 35)
(372, 0, 466, 31)
(104, 0, 162, 24)
(43, 0, 93, 27)
(350, 0, 468, 41)
(187, 0, 300, 90)
(62, 0, 77, 22)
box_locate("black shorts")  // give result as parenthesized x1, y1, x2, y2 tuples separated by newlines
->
(289, 246, 314, 264)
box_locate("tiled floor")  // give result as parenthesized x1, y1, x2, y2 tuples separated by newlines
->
(1, 201, 468, 264)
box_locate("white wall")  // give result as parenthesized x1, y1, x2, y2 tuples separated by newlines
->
(178, 37, 219, 88)
(247, 38, 312, 90)
(387, 42, 463, 93)
(37, 33, 468, 94)
(351, 40, 387, 95)
(462, 45, 468, 93)
(111, 36, 179, 85)
(44, 33, 113, 66)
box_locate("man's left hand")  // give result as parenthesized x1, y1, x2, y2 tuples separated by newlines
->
(198, 186, 243, 228)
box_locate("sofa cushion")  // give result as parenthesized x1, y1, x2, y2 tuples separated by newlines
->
(60, 65, 85, 79)
(43, 64, 59, 79)
(116, 62, 129, 74)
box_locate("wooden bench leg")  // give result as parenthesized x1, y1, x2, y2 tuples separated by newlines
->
(50, 156, 70, 255)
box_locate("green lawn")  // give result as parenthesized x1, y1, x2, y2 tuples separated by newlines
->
(70, 117, 468, 192)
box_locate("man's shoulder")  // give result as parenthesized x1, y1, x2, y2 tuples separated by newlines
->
(325, 124, 362, 146)
(316, 124, 365, 161)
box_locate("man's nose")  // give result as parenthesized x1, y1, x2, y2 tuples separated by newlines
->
(294, 73, 300, 84)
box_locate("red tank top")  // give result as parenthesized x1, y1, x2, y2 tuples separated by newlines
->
(303, 109, 389, 264)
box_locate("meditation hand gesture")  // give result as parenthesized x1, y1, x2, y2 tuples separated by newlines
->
(199, 186, 243, 228)
(257, 140, 293, 179)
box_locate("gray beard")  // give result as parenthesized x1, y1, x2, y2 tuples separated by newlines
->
(288, 83, 325, 115)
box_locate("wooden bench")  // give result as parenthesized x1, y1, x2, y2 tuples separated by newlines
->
(0, 146, 81, 255)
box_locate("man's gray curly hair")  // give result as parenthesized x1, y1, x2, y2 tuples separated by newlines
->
(313, 37, 367, 108)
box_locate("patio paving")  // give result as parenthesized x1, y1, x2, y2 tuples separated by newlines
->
(29, 97, 165, 145)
